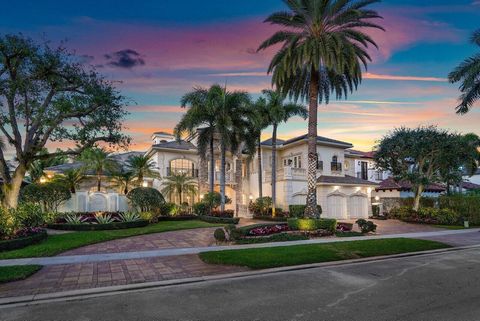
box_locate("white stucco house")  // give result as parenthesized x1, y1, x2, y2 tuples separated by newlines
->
(45, 131, 381, 220)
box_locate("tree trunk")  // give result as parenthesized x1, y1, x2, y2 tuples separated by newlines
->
(179, 187, 183, 205)
(209, 137, 215, 193)
(220, 142, 226, 212)
(271, 124, 278, 217)
(257, 136, 263, 199)
(235, 150, 243, 218)
(3, 164, 27, 209)
(413, 184, 424, 211)
(97, 175, 101, 192)
(304, 67, 320, 218)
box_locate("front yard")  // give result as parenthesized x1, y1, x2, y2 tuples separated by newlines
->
(199, 238, 450, 269)
(0, 220, 220, 260)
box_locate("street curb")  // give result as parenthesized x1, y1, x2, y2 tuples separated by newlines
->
(1, 243, 480, 309)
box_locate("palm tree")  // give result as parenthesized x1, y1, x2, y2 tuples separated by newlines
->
(251, 97, 271, 199)
(53, 168, 85, 193)
(80, 148, 118, 192)
(262, 89, 307, 217)
(449, 29, 480, 114)
(175, 87, 217, 194)
(258, 0, 383, 217)
(161, 172, 198, 205)
(111, 168, 136, 194)
(127, 154, 158, 186)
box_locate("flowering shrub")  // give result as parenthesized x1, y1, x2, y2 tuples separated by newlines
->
(14, 227, 45, 239)
(248, 224, 289, 236)
(336, 222, 353, 232)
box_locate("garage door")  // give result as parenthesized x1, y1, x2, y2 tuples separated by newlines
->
(327, 194, 347, 219)
(349, 195, 368, 219)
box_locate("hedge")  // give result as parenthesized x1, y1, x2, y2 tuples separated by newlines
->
(47, 220, 149, 231)
(252, 215, 288, 222)
(439, 195, 480, 225)
(156, 215, 198, 221)
(0, 230, 47, 252)
(288, 205, 322, 218)
(199, 216, 240, 224)
(287, 218, 337, 233)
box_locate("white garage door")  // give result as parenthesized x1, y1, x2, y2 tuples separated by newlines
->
(349, 195, 368, 219)
(327, 194, 347, 219)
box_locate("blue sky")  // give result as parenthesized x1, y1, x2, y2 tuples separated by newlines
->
(1, 0, 479, 151)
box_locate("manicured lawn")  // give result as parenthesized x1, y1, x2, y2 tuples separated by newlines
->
(0, 265, 42, 283)
(432, 225, 473, 230)
(0, 220, 220, 260)
(200, 238, 450, 269)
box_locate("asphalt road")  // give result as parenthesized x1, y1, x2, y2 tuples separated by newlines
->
(2, 248, 480, 321)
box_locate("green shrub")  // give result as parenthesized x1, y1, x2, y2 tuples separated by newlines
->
(288, 205, 322, 218)
(119, 212, 141, 222)
(287, 218, 337, 232)
(335, 231, 364, 237)
(356, 219, 377, 234)
(193, 202, 209, 216)
(235, 233, 309, 244)
(202, 192, 231, 211)
(248, 197, 273, 216)
(199, 216, 240, 224)
(14, 203, 44, 228)
(389, 206, 413, 219)
(213, 228, 226, 242)
(439, 195, 480, 225)
(127, 187, 165, 212)
(20, 182, 71, 212)
(159, 202, 177, 216)
(47, 220, 149, 231)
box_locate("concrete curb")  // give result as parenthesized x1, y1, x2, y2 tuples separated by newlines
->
(1, 244, 480, 309)
(1, 228, 479, 267)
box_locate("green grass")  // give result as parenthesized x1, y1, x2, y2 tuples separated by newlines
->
(0, 265, 42, 283)
(432, 225, 468, 230)
(200, 238, 450, 269)
(0, 220, 220, 260)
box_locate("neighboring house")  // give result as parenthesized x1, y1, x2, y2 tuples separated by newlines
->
(344, 149, 388, 183)
(463, 169, 480, 186)
(373, 177, 446, 199)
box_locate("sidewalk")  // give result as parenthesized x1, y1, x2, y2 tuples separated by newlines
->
(1, 228, 479, 267)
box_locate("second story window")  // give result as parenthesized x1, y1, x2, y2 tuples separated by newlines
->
(168, 159, 198, 177)
(283, 155, 302, 169)
(316, 153, 323, 170)
(331, 156, 342, 172)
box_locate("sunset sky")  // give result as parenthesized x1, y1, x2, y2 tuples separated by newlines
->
(2, 0, 480, 152)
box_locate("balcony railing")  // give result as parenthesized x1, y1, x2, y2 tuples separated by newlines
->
(166, 167, 199, 178)
(331, 162, 342, 172)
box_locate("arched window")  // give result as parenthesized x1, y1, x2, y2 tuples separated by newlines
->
(168, 159, 197, 177)
(331, 155, 342, 172)
(332, 155, 338, 163)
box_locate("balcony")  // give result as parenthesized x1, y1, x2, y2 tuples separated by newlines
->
(265, 167, 307, 181)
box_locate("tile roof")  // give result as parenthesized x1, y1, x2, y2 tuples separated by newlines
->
(376, 177, 445, 192)
(152, 140, 197, 151)
(317, 175, 378, 186)
(261, 134, 352, 148)
(461, 181, 480, 190)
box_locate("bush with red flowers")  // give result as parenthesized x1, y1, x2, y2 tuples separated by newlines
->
(336, 222, 353, 232)
(247, 224, 289, 236)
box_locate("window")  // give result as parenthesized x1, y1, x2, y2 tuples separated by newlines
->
(283, 155, 302, 169)
(168, 159, 197, 177)
(316, 153, 323, 170)
(331, 155, 342, 172)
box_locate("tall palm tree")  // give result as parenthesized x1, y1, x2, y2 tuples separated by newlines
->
(110, 168, 136, 194)
(80, 148, 118, 192)
(251, 97, 271, 199)
(449, 29, 480, 114)
(127, 154, 158, 186)
(162, 172, 198, 205)
(175, 87, 218, 194)
(262, 89, 307, 217)
(258, 0, 383, 217)
(53, 168, 85, 193)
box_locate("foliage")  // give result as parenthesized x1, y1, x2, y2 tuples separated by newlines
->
(335, 231, 364, 238)
(288, 205, 322, 218)
(20, 182, 71, 212)
(193, 202, 209, 216)
(64, 214, 84, 225)
(389, 206, 461, 226)
(110, 168, 136, 195)
(47, 220, 149, 231)
(14, 203, 44, 228)
(161, 172, 197, 205)
(159, 202, 178, 216)
(199, 239, 450, 269)
(249, 197, 273, 216)
(213, 228, 226, 242)
(0, 34, 130, 208)
(202, 192, 231, 212)
(0, 229, 47, 252)
(287, 218, 337, 233)
(199, 216, 240, 224)
(235, 233, 309, 244)
(27, 149, 67, 183)
(336, 222, 353, 232)
(0, 207, 21, 239)
(448, 29, 480, 114)
(356, 219, 377, 234)
(53, 168, 85, 194)
(374, 126, 479, 210)
(127, 187, 165, 212)
(246, 224, 289, 236)
(80, 148, 119, 192)
(439, 194, 480, 225)
(95, 214, 115, 224)
(210, 210, 235, 218)
(126, 154, 159, 185)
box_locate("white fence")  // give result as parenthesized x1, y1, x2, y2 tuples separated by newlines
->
(59, 192, 131, 213)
